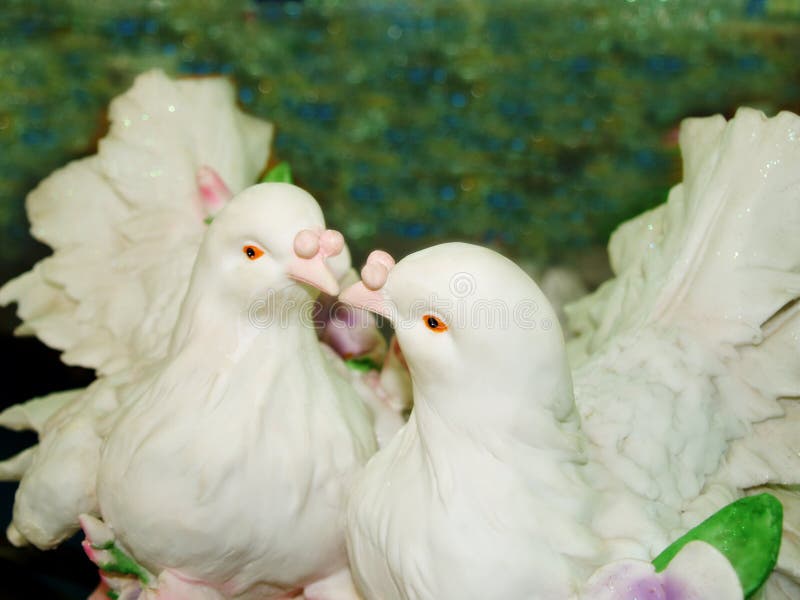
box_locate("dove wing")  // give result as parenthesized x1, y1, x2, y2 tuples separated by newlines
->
(0, 70, 273, 375)
(568, 110, 800, 578)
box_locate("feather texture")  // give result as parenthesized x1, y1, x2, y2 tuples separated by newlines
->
(567, 108, 800, 585)
(0, 70, 273, 549)
(1, 70, 273, 375)
(344, 108, 800, 599)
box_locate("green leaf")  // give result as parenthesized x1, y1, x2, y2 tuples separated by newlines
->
(261, 162, 293, 184)
(345, 356, 381, 372)
(97, 544, 151, 584)
(652, 493, 783, 598)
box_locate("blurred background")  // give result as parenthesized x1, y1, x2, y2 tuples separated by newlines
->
(0, 0, 799, 597)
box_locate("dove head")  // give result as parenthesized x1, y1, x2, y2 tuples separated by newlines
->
(187, 183, 344, 326)
(341, 242, 575, 430)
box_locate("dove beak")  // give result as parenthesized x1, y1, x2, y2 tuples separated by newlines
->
(287, 255, 340, 296)
(339, 281, 394, 321)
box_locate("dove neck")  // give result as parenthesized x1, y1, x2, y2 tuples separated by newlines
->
(408, 354, 583, 459)
(408, 381, 595, 548)
(168, 290, 319, 359)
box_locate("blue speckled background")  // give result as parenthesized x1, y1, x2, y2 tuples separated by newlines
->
(0, 2, 799, 596)
(2, 1, 800, 325)
(0, 0, 799, 293)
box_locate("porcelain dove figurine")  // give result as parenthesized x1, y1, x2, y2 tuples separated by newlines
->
(342, 243, 603, 599)
(87, 182, 376, 599)
(0, 71, 403, 598)
(340, 108, 800, 599)
(0, 69, 274, 549)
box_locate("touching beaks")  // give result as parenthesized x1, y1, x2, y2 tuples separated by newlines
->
(338, 281, 394, 320)
(339, 249, 396, 319)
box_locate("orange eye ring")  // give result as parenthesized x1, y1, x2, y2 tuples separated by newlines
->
(423, 314, 448, 332)
(243, 245, 265, 260)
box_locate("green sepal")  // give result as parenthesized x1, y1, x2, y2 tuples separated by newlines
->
(345, 356, 381, 372)
(97, 544, 151, 585)
(261, 161, 293, 183)
(93, 539, 114, 551)
(652, 493, 783, 598)
(107, 590, 119, 600)
(204, 215, 214, 225)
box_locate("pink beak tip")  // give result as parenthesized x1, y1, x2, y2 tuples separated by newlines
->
(320, 229, 345, 257)
(339, 281, 393, 320)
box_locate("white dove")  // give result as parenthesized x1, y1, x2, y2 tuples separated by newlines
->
(341, 243, 601, 599)
(339, 108, 800, 599)
(0, 70, 406, 560)
(0, 69, 274, 548)
(85, 182, 375, 600)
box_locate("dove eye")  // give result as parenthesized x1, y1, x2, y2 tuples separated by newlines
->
(423, 315, 448, 333)
(243, 245, 265, 261)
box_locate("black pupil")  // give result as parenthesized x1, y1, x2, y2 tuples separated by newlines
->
(427, 317, 439, 329)
(246, 247, 255, 258)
